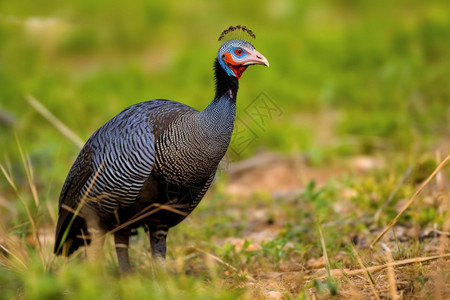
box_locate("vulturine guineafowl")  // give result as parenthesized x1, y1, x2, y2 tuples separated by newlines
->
(54, 26, 269, 273)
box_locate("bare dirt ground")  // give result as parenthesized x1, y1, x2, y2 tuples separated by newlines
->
(211, 152, 450, 299)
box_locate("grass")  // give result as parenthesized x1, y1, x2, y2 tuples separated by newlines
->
(1, 0, 450, 298)
(2, 141, 448, 299)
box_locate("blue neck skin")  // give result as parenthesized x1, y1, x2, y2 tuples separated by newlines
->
(218, 54, 236, 78)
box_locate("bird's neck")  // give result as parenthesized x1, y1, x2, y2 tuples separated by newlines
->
(213, 59, 239, 101)
(195, 59, 237, 138)
(202, 59, 238, 117)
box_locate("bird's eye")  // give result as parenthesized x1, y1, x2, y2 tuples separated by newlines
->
(234, 48, 243, 56)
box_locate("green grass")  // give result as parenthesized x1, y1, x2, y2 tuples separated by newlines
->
(1, 0, 449, 298)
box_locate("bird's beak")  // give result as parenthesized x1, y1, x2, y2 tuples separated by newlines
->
(242, 49, 270, 67)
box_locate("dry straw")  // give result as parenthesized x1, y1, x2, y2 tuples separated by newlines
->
(312, 253, 450, 280)
(371, 154, 450, 247)
(351, 244, 380, 300)
(26, 94, 84, 148)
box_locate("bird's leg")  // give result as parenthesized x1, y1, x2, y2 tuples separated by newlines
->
(85, 219, 106, 263)
(114, 229, 132, 274)
(149, 226, 168, 266)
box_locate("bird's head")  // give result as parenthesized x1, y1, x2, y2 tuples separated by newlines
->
(217, 26, 269, 79)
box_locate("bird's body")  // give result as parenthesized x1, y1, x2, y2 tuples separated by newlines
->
(54, 27, 269, 273)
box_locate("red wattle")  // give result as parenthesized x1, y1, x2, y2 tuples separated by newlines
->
(223, 53, 248, 79)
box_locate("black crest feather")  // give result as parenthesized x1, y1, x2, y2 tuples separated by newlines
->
(218, 25, 256, 42)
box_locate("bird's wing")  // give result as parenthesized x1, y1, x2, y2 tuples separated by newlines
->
(54, 99, 193, 255)
(82, 100, 194, 211)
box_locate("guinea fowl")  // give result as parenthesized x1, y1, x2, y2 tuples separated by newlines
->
(54, 25, 269, 273)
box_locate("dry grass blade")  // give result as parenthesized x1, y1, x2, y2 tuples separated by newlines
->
(0, 244, 27, 269)
(317, 226, 332, 280)
(26, 94, 84, 148)
(317, 225, 339, 296)
(192, 247, 256, 282)
(351, 244, 380, 300)
(14, 136, 45, 265)
(61, 204, 83, 217)
(371, 154, 450, 248)
(434, 150, 448, 300)
(0, 225, 28, 270)
(313, 253, 450, 280)
(381, 243, 399, 300)
(15, 134, 39, 207)
(374, 166, 411, 223)
(108, 203, 188, 235)
(0, 162, 45, 269)
(0, 163, 18, 192)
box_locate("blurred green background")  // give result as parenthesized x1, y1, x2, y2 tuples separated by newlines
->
(1, 0, 449, 209)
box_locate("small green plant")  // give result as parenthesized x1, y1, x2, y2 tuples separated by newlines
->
(259, 237, 291, 266)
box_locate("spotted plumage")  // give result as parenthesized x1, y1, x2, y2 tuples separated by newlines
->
(54, 26, 269, 273)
